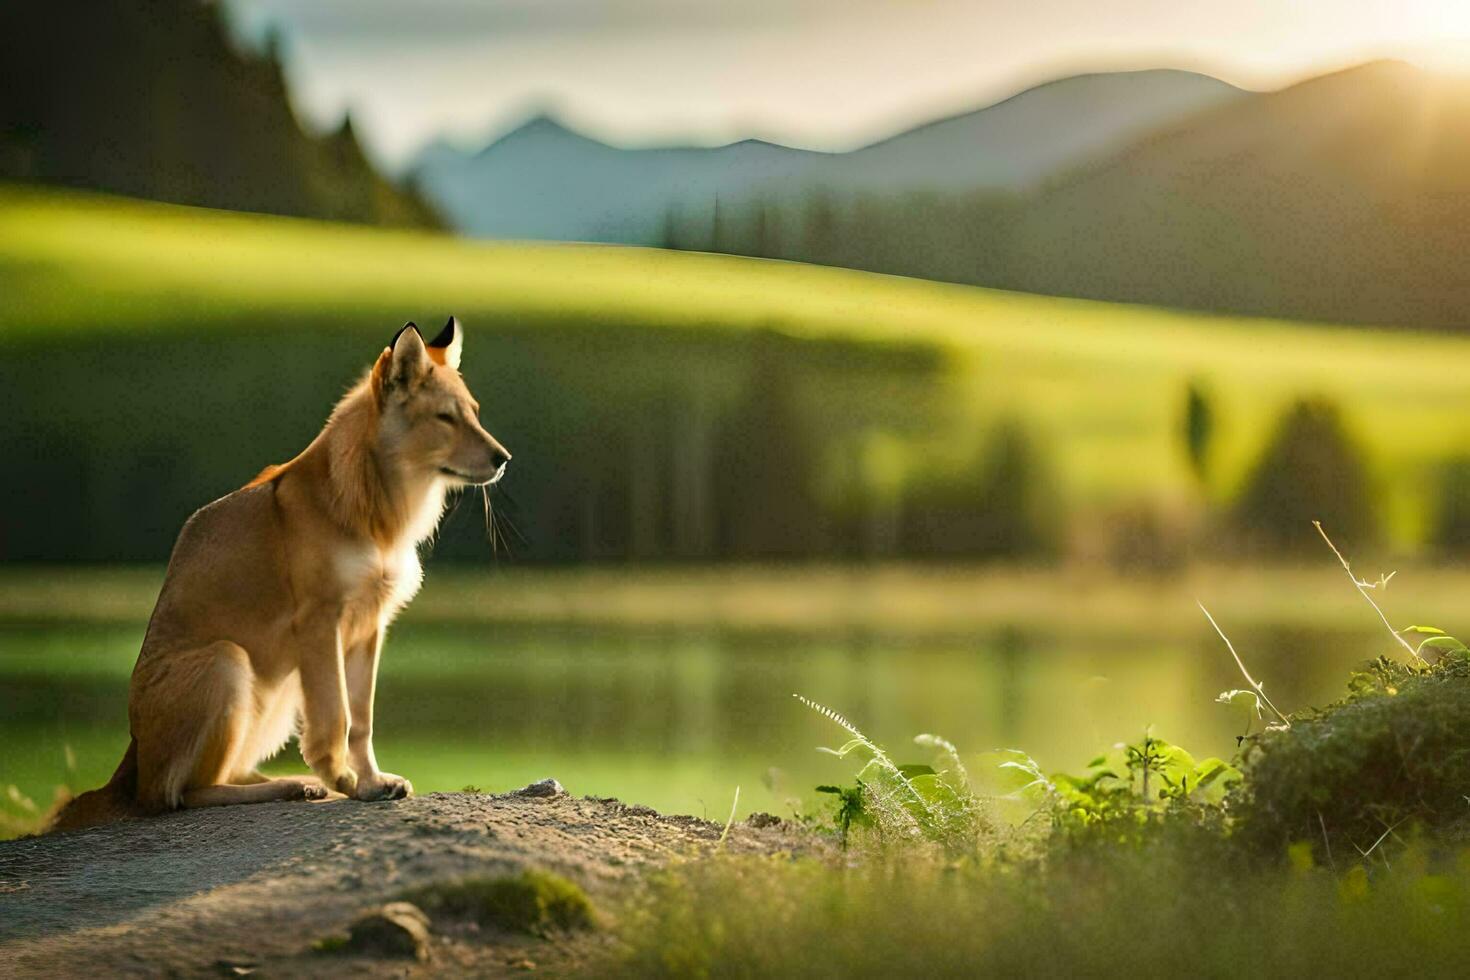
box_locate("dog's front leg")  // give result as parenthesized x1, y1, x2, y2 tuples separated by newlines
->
(298, 612, 358, 798)
(345, 629, 412, 801)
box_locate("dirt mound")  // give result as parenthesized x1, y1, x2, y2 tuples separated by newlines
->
(0, 783, 816, 977)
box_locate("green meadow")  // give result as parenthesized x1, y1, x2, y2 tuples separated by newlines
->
(4, 184, 1470, 549)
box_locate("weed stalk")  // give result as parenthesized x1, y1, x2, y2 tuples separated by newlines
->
(1198, 601, 1291, 729)
(1313, 520, 1423, 664)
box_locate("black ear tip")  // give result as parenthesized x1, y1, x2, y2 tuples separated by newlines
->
(391, 321, 420, 346)
(428, 316, 458, 349)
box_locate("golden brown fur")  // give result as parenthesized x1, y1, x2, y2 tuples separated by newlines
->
(50, 321, 508, 831)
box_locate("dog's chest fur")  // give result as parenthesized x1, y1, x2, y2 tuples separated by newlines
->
(335, 543, 423, 641)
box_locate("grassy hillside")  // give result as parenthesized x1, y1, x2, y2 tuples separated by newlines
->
(697, 63, 1470, 333)
(3, 185, 1470, 555)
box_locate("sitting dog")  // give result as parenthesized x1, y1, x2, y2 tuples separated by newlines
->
(52, 318, 509, 829)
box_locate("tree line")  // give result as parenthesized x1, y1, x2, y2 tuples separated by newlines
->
(0, 0, 438, 228)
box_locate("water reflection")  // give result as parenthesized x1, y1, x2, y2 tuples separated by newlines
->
(0, 620, 1392, 819)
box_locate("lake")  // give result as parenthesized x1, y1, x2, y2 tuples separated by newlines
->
(0, 566, 1411, 829)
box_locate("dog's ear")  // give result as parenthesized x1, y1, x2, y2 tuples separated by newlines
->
(426, 316, 463, 370)
(382, 322, 431, 390)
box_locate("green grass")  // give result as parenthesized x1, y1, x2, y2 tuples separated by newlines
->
(593, 845, 1470, 978)
(588, 654, 1470, 978)
(6, 184, 1470, 542)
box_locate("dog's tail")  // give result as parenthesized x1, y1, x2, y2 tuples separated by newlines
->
(46, 737, 143, 833)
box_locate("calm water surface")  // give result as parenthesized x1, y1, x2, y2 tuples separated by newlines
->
(0, 617, 1385, 824)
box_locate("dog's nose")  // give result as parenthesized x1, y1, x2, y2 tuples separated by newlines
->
(491, 447, 511, 468)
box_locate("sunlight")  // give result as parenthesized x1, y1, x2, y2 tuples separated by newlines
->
(1394, 7, 1470, 72)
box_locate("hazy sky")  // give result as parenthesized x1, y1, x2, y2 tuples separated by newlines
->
(222, 0, 1470, 170)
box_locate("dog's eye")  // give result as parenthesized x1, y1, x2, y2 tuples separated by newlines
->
(435, 412, 456, 425)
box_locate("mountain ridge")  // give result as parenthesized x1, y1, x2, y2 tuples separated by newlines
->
(435, 68, 1244, 161)
(414, 68, 1244, 242)
(993, 58, 1470, 327)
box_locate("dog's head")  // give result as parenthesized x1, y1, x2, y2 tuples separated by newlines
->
(371, 318, 510, 487)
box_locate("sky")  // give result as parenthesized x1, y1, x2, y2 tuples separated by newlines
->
(221, 0, 1470, 171)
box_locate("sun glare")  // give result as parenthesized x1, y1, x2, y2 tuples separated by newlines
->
(1408, 39, 1470, 71)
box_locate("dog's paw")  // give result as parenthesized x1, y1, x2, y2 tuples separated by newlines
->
(356, 772, 413, 802)
(280, 777, 330, 801)
(331, 770, 359, 798)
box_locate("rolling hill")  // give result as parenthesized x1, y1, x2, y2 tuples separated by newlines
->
(4, 186, 1470, 560)
(413, 70, 1242, 243)
(413, 58, 1470, 332)
(1000, 60, 1470, 328)
(636, 59, 1470, 332)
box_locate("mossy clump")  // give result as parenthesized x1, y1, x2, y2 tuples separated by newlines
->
(401, 870, 594, 936)
(1232, 654, 1470, 859)
(313, 902, 432, 960)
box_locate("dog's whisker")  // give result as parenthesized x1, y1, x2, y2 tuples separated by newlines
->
(489, 487, 529, 546)
(492, 505, 517, 560)
(490, 493, 501, 558)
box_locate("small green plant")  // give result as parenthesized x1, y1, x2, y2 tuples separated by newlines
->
(1398, 624, 1470, 661)
(1005, 730, 1240, 839)
(795, 694, 987, 851)
(813, 781, 872, 841)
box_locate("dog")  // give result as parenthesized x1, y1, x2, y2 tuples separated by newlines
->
(50, 318, 508, 830)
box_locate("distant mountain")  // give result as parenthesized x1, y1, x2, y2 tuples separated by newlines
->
(415, 118, 827, 244)
(829, 69, 1246, 192)
(414, 70, 1243, 243)
(622, 59, 1470, 332)
(997, 60, 1470, 328)
(0, 0, 439, 228)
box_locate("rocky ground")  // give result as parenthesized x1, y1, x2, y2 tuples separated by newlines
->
(0, 782, 817, 977)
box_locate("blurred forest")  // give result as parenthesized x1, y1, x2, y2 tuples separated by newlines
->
(0, 308, 958, 565)
(7, 310, 1381, 567)
(4, 186, 1454, 568)
(0, 0, 438, 228)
